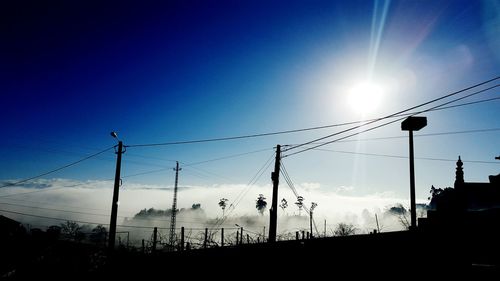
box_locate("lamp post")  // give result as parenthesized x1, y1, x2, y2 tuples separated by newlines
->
(401, 116, 427, 230)
(108, 132, 124, 250)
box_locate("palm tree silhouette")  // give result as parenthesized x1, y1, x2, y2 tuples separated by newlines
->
(218, 198, 228, 217)
(256, 194, 267, 215)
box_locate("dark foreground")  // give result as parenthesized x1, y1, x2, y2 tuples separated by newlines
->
(3, 227, 499, 279)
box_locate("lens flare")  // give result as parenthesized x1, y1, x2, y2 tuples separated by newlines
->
(348, 82, 384, 114)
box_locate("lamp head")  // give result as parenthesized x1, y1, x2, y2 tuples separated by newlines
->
(110, 132, 118, 139)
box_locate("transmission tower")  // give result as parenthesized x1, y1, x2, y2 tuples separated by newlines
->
(169, 161, 181, 248)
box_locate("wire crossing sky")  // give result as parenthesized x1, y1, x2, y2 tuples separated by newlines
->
(0, 1, 499, 231)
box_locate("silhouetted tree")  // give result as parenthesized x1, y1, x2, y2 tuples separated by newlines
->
(428, 185, 462, 212)
(295, 196, 304, 216)
(333, 223, 356, 236)
(256, 194, 267, 215)
(428, 185, 443, 202)
(218, 198, 228, 217)
(90, 225, 107, 245)
(280, 198, 288, 212)
(61, 221, 84, 241)
(134, 208, 170, 218)
(388, 203, 410, 230)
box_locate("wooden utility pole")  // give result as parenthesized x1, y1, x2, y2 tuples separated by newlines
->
(269, 145, 281, 243)
(309, 212, 313, 239)
(108, 140, 123, 251)
(221, 228, 224, 247)
(204, 228, 208, 248)
(180, 227, 185, 251)
(240, 227, 243, 245)
(375, 214, 380, 233)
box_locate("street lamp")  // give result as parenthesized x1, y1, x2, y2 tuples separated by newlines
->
(401, 116, 427, 230)
(108, 131, 124, 250)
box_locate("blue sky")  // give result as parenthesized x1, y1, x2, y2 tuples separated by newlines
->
(1, 0, 499, 224)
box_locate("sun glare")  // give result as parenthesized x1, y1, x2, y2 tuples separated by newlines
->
(347, 81, 384, 114)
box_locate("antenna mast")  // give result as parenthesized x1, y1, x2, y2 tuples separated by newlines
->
(169, 161, 181, 249)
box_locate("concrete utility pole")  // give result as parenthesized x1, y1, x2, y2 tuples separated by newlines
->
(108, 139, 123, 251)
(169, 161, 181, 248)
(269, 145, 281, 243)
(401, 116, 427, 230)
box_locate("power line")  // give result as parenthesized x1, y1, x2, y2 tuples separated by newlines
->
(284, 117, 406, 157)
(280, 161, 320, 235)
(126, 78, 498, 148)
(286, 127, 500, 145)
(125, 125, 368, 148)
(312, 148, 500, 164)
(209, 152, 275, 231)
(283, 81, 499, 154)
(122, 89, 497, 152)
(0, 146, 114, 188)
(0, 202, 111, 217)
(430, 96, 500, 110)
(0, 209, 108, 226)
(118, 147, 272, 181)
(0, 181, 107, 198)
(377, 94, 500, 122)
(0, 208, 230, 230)
(280, 163, 299, 198)
(184, 148, 272, 166)
(283, 82, 500, 157)
(181, 164, 236, 183)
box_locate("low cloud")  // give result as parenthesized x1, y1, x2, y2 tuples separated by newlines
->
(0, 178, 416, 244)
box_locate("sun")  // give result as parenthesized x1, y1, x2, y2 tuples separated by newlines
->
(347, 81, 384, 114)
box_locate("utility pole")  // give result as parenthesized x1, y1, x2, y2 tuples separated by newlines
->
(108, 140, 123, 251)
(169, 161, 181, 249)
(401, 116, 427, 230)
(152, 227, 158, 253)
(240, 227, 243, 245)
(309, 212, 313, 238)
(204, 228, 208, 248)
(324, 219, 327, 237)
(269, 145, 281, 243)
(180, 227, 185, 251)
(375, 214, 380, 233)
(221, 228, 224, 247)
